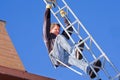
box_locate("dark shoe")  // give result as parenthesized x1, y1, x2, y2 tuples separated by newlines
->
(55, 65, 59, 67)
(75, 39, 84, 60)
(89, 60, 102, 79)
(78, 39, 84, 51)
(93, 60, 102, 72)
(75, 50, 83, 60)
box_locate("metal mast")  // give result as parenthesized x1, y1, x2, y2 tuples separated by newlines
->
(43, 0, 120, 79)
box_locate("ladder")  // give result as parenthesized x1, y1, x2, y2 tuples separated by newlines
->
(43, 0, 120, 80)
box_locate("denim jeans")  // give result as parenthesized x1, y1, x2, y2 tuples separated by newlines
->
(50, 34, 88, 73)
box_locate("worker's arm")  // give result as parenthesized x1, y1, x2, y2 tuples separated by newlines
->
(43, 5, 51, 47)
(62, 17, 73, 40)
(60, 10, 73, 39)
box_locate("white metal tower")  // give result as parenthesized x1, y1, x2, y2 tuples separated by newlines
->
(43, 0, 120, 80)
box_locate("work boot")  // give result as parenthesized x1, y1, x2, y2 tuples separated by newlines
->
(89, 60, 102, 79)
(75, 39, 84, 60)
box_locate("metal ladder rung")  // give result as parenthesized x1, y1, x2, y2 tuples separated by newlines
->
(65, 20, 78, 30)
(90, 55, 104, 65)
(54, 5, 67, 15)
(65, 20, 83, 38)
(112, 73, 120, 80)
(56, 58, 83, 76)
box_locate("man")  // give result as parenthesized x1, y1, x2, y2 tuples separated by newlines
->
(43, 4, 101, 79)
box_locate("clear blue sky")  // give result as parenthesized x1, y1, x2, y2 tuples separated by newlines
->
(0, 0, 120, 80)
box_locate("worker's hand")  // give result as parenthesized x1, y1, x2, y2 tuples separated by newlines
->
(46, 4, 52, 9)
(60, 10, 66, 17)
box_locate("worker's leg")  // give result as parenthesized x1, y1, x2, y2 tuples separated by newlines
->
(55, 34, 73, 54)
(50, 34, 72, 66)
(55, 34, 89, 73)
(68, 48, 89, 73)
(51, 34, 101, 77)
(49, 35, 69, 66)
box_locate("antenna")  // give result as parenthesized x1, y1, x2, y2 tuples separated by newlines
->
(43, 0, 120, 79)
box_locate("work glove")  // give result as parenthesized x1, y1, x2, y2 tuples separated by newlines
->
(60, 10, 66, 17)
(46, 4, 52, 9)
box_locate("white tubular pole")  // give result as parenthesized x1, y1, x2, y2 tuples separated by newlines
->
(56, 59, 83, 76)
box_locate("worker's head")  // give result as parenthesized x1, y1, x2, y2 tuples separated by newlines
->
(50, 23, 60, 36)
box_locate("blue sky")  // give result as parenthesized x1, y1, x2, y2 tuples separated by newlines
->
(0, 0, 120, 80)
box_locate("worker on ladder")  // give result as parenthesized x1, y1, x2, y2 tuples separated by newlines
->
(42, 3, 102, 79)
